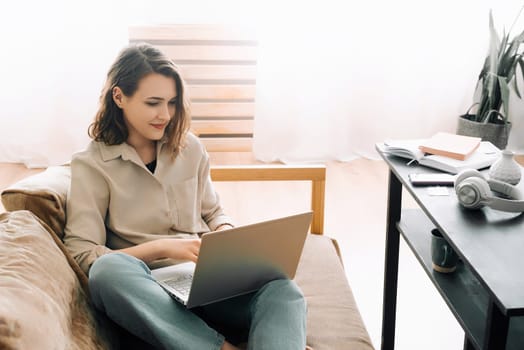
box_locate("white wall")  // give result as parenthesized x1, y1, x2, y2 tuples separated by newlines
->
(1, 0, 523, 166)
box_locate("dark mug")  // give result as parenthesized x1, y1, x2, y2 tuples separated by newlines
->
(431, 228, 458, 273)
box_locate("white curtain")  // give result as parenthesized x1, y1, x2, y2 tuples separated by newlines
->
(253, 0, 524, 162)
(0, 0, 127, 167)
(1, 0, 523, 167)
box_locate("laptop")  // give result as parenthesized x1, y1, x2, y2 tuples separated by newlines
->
(150, 211, 312, 308)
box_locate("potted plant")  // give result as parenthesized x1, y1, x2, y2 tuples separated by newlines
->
(457, 8, 524, 149)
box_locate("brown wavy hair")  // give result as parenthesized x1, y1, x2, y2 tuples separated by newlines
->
(89, 43, 190, 157)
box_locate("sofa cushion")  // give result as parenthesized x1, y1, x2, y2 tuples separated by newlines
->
(0, 210, 109, 350)
(297, 234, 374, 350)
(1, 166, 90, 293)
(1, 166, 70, 240)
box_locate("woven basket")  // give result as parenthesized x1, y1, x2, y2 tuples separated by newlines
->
(456, 114, 511, 150)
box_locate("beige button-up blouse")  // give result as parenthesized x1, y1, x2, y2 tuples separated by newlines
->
(63, 133, 233, 273)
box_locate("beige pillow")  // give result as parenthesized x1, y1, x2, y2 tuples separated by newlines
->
(1, 166, 70, 240)
(0, 210, 108, 349)
(0, 166, 89, 292)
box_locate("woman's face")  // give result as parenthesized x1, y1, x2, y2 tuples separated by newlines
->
(115, 73, 178, 147)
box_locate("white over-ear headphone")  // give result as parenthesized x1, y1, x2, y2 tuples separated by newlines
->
(454, 169, 524, 212)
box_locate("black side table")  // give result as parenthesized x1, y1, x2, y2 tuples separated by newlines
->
(376, 144, 524, 350)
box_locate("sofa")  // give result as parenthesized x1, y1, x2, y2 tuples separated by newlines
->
(0, 165, 374, 350)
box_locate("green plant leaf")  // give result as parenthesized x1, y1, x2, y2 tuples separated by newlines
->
(513, 70, 521, 98)
(517, 58, 524, 98)
(478, 55, 490, 80)
(475, 8, 524, 124)
(515, 28, 524, 43)
(499, 31, 510, 63)
(504, 55, 517, 81)
(488, 11, 500, 78)
(498, 76, 510, 122)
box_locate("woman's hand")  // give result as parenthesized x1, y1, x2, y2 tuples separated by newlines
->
(117, 238, 201, 263)
(161, 238, 201, 262)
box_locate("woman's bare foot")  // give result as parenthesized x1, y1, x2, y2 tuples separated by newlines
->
(221, 340, 241, 350)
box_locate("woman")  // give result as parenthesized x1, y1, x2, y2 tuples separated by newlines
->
(63, 43, 307, 350)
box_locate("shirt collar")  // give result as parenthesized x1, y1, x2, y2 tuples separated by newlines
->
(98, 138, 168, 163)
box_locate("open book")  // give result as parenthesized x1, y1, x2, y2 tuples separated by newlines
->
(381, 139, 500, 174)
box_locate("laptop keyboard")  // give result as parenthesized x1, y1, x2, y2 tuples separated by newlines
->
(163, 273, 193, 297)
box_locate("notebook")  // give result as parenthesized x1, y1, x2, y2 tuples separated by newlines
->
(151, 212, 312, 308)
(380, 140, 500, 174)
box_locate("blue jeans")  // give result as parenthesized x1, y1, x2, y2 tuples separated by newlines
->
(89, 253, 307, 350)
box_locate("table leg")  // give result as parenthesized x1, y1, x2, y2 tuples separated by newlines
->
(484, 299, 509, 350)
(381, 170, 402, 350)
(463, 335, 475, 350)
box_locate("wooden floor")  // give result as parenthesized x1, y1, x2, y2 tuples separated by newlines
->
(1, 154, 494, 349)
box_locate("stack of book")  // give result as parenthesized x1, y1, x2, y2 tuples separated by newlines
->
(382, 132, 501, 174)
